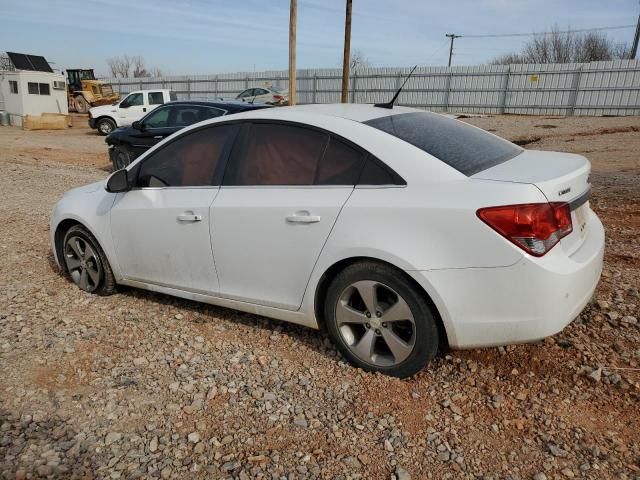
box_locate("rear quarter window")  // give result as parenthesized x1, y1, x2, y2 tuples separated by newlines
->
(364, 112, 522, 176)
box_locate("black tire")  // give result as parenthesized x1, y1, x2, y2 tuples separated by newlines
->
(62, 225, 116, 296)
(111, 146, 133, 171)
(96, 117, 116, 136)
(324, 261, 439, 378)
(73, 95, 90, 114)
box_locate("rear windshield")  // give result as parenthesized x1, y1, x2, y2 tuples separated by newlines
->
(364, 112, 522, 176)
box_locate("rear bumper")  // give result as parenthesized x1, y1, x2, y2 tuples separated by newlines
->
(409, 211, 605, 349)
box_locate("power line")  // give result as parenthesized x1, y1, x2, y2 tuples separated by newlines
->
(460, 24, 635, 39)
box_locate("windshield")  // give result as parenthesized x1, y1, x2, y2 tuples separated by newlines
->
(364, 112, 522, 176)
(78, 70, 95, 80)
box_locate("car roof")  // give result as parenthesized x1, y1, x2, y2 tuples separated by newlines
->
(220, 103, 425, 123)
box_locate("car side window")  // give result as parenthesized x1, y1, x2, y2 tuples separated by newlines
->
(136, 125, 239, 188)
(237, 89, 252, 98)
(144, 107, 171, 128)
(121, 93, 143, 108)
(357, 156, 406, 186)
(206, 107, 225, 119)
(171, 106, 216, 127)
(224, 123, 329, 186)
(316, 137, 365, 185)
(256, 88, 269, 95)
(148, 91, 165, 105)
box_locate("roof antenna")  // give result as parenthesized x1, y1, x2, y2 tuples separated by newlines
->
(374, 65, 417, 109)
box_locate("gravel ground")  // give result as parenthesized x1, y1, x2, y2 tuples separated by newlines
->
(0, 114, 639, 480)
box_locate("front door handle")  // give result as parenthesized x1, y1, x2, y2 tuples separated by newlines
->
(154, 135, 163, 139)
(177, 213, 202, 222)
(286, 211, 321, 224)
(143, 107, 147, 112)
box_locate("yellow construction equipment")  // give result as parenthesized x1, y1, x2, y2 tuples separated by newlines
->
(66, 69, 119, 114)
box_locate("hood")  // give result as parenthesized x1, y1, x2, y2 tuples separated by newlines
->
(89, 104, 118, 117)
(64, 180, 104, 197)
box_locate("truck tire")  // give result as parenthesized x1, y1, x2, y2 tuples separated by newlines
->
(74, 95, 90, 114)
(96, 117, 116, 136)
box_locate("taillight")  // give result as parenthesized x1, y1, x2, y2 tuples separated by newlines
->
(273, 95, 284, 101)
(477, 202, 572, 256)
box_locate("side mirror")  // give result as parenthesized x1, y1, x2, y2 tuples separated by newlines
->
(132, 120, 143, 130)
(119, 102, 129, 109)
(106, 169, 131, 193)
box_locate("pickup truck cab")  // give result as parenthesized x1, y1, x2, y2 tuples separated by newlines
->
(89, 89, 177, 135)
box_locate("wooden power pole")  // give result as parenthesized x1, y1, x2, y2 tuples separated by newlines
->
(341, 0, 353, 103)
(632, 11, 640, 59)
(445, 33, 461, 67)
(288, 0, 297, 106)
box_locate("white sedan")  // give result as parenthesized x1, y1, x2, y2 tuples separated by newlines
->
(50, 104, 604, 377)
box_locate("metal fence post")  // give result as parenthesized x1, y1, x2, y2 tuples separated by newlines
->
(139, 79, 143, 90)
(312, 73, 317, 104)
(350, 72, 357, 103)
(499, 65, 511, 114)
(215, 76, 219, 98)
(568, 65, 584, 116)
(245, 76, 249, 89)
(394, 71, 402, 105)
(187, 78, 191, 100)
(444, 69, 452, 112)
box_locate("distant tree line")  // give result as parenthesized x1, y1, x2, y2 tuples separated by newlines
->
(490, 26, 632, 64)
(107, 55, 163, 78)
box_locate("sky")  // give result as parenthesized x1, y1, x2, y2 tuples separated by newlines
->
(1, 0, 638, 76)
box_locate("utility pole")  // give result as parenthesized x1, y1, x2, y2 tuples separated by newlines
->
(632, 11, 640, 59)
(289, 0, 297, 105)
(445, 33, 462, 67)
(341, 0, 353, 103)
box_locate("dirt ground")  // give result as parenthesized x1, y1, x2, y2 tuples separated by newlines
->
(0, 114, 638, 480)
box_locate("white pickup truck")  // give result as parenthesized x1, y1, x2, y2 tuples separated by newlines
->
(88, 89, 177, 135)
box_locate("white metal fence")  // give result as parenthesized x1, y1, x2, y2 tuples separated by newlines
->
(103, 60, 640, 116)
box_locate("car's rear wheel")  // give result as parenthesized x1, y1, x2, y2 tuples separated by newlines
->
(111, 146, 133, 171)
(324, 261, 439, 378)
(62, 225, 115, 295)
(97, 117, 116, 136)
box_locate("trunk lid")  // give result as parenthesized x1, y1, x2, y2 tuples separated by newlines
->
(473, 150, 592, 255)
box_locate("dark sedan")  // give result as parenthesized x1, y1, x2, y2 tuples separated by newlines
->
(105, 100, 272, 170)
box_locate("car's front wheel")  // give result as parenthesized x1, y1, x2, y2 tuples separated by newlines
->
(324, 261, 439, 378)
(111, 146, 133, 171)
(97, 117, 116, 136)
(62, 225, 116, 295)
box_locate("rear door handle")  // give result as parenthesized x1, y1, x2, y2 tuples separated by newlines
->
(286, 211, 321, 224)
(177, 213, 202, 222)
(153, 135, 163, 139)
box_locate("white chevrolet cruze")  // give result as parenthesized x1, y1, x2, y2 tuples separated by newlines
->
(50, 104, 604, 377)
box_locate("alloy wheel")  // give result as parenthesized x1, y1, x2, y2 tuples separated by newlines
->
(99, 121, 113, 134)
(64, 236, 102, 292)
(336, 280, 416, 367)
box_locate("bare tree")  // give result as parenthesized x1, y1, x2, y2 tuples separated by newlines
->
(349, 50, 371, 73)
(490, 26, 631, 64)
(106, 55, 162, 78)
(132, 56, 148, 78)
(107, 55, 133, 78)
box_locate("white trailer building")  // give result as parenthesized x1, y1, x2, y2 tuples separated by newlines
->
(0, 52, 68, 127)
